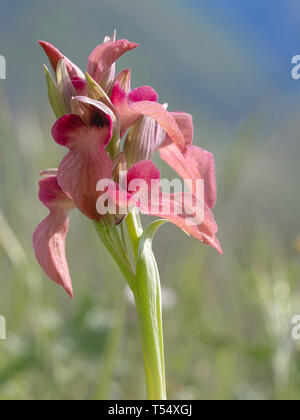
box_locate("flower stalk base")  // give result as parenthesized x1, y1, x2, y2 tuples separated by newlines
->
(95, 210, 167, 400)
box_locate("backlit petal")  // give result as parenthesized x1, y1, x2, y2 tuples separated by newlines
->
(87, 39, 139, 85)
(33, 177, 75, 298)
(160, 144, 217, 209)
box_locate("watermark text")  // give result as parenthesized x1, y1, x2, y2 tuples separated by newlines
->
(0, 55, 6, 80)
(292, 315, 300, 340)
(96, 175, 205, 226)
(0, 316, 6, 340)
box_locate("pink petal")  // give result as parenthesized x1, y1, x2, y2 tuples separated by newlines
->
(38, 41, 64, 72)
(159, 144, 217, 209)
(110, 69, 132, 95)
(111, 82, 159, 135)
(87, 39, 139, 85)
(124, 115, 165, 164)
(131, 102, 186, 152)
(110, 82, 136, 134)
(109, 160, 222, 253)
(103, 161, 160, 215)
(162, 112, 193, 147)
(51, 114, 113, 220)
(102, 180, 133, 216)
(38, 41, 84, 79)
(127, 160, 160, 191)
(33, 177, 75, 298)
(71, 77, 87, 95)
(111, 83, 185, 151)
(138, 191, 222, 254)
(129, 86, 158, 103)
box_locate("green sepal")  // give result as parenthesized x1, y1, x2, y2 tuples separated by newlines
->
(85, 72, 112, 104)
(43, 64, 67, 118)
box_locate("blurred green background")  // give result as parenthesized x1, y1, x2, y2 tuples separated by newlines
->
(0, 0, 300, 400)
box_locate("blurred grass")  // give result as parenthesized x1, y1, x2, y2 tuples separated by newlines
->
(0, 86, 300, 400)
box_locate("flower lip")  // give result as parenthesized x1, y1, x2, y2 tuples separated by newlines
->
(51, 112, 113, 221)
(33, 176, 75, 298)
(38, 176, 66, 206)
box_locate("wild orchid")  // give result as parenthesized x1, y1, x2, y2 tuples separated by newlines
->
(33, 32, 222, 400)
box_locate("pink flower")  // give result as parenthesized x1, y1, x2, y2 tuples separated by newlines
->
(34, 33, 222, 297)
(158, 111, 217, 210)
(111, 82, 187, 151)
(106, 160, 222, 253)
(52, 103, 114, 221)
(87, 37, 139, 88)
(39, 35, 138, 95)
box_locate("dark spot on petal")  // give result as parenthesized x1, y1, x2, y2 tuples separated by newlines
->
(90, 112, 108, 128)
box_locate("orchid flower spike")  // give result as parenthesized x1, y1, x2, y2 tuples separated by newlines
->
(34, 32, 222, 298)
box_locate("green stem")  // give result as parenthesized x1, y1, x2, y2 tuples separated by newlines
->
(126, 210, 167, 400)
(93, 220, 136, 292)
(126, 208, 143, 261)
(134, 289, 166, 399)
(94, 212, 167, 400)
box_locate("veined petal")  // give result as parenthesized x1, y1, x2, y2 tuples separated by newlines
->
(51, 114, 113, 220)
(33, 176, 75, 298)
(131, 102, 186, 152)
(162, 112, 193, 147)
(87, 39, 139, 85)
(124, 114, 166, 165)
(159, 144, 217, 209)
